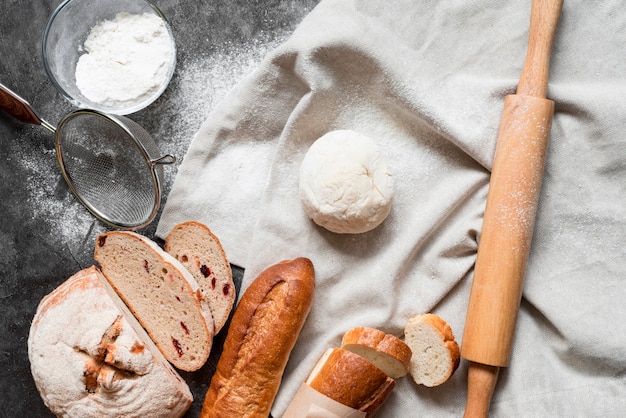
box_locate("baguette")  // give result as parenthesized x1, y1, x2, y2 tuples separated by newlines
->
(306, 348, 395, 417)
(341, 326, 412, 379)
(200, 257, 315, 418)
(284, 327, 410, 417)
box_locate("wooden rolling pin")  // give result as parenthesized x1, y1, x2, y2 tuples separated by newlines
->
(461, 0, 563, 416)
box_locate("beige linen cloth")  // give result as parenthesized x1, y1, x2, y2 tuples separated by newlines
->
(157, 0, 626, 416)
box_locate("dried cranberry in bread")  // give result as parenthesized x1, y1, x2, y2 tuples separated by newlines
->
(200, 258, 315, 418)
(341, 326, 412, 379)
(306, 348, 395, 417)
(28, 267, 192, 417)
(164, 221, 235, 334)
(404, 313, 460, 387)
(94, 231, 214, 372)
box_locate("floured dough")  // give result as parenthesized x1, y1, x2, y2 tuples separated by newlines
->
(28, 267, 192, 417)
(299, 130, 393, 234)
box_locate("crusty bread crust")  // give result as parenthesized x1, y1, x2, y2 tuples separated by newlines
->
(285, 327, 410, 416)
(164, 221, 235, 334)
(28, 267, 193, 418)
(307, 348, 395, 417)
(404, 313, 460, 387)
(341, 326, 412, 379)
(200, 258, 315, 418)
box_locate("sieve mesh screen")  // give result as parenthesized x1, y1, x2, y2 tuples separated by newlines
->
(56, 112, 157, 228)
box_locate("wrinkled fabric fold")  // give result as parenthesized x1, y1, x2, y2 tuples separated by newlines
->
(157, 0, 626, 415)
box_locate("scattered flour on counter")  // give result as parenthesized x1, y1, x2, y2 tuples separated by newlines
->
(158, 30, 289, 186)
(10, 131, 106, 260)
(14, 28, 290, 253)
(75, 12, 174, 106)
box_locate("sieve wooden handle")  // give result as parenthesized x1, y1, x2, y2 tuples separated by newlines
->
(461, 0, 563, 416)
(0, 82, 44, 126)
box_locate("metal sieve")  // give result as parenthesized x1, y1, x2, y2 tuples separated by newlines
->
(0, 82, 175, 230)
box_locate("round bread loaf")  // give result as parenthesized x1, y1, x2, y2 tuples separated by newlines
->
(28, 267, 193, 417)
(299, 129, 393, 234)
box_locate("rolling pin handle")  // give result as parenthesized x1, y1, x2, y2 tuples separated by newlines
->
(462, 0, 563, 416)
(516, 0, 563, 98)
(464, 362, 500, 418)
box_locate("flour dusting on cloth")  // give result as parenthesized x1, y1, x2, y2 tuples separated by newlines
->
(157, 0, 626, 416)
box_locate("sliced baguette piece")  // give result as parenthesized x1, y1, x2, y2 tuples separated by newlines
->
(306, 347, 395, 417)
(341, 326, 412, 379)
(164, 221, 235, 334)
(94, 231, 214, 372)
(28, 266, 192, 417)
(404, 313, 460, 387)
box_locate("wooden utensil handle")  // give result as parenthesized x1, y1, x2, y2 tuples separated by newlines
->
(517, 0, 563, 97)
(0, 82, 44, 126)
(461, 1, 563, 416)
(464, 363, 499, 418)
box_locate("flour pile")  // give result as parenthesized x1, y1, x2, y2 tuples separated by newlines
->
(75, 12, 174, 107)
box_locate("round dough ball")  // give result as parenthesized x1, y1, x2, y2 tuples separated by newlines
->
(299, 129, 393, 234)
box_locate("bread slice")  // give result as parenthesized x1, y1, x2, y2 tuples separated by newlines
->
(306, 348, 395, 417)
(94, 231, 214, 372)
(28, 266, 192, 417)
(164, 221, 235, 334)
(403, 313, 460, 387)
(341, 326, 412, 379)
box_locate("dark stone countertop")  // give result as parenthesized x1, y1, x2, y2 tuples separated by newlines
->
(0, 0, 318, 416)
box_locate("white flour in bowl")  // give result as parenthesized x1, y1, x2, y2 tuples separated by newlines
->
(75, 12, 174, 107)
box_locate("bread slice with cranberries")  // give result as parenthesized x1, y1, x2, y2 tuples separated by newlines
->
(164, 221, 235, 334)
(403, 313, 460, 387)
(94, 231, 214, 372)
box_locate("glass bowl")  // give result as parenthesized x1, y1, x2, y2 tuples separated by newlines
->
(42, 0, 176, 115)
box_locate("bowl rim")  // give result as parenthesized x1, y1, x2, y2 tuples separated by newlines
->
(41, 0, 177, 115)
